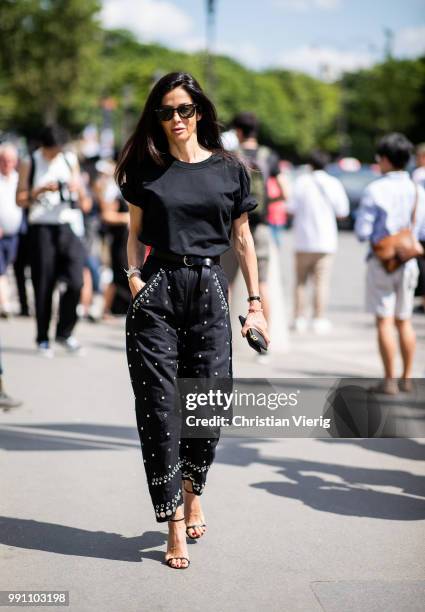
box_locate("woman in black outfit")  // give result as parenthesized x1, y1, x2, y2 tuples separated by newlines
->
(116, 72, 270, 569)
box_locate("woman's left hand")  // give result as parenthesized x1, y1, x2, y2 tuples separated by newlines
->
(241, 310, 271, 347)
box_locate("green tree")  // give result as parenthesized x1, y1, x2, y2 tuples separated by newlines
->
(0, 0, 103, 134)
(263, 70, 341, 157)
(341, 57, 425, 160)
(99, 33, 341, 159)
(2, 6, 423, 162)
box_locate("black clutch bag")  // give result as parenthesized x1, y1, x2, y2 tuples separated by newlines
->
(238, 315, 268, 354)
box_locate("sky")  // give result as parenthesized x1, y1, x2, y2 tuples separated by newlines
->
(100, 0, 425, 79)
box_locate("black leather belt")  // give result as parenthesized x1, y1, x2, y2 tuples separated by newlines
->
(149, 247, 220, 293)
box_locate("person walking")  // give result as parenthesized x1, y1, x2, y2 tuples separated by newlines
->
(116, 71, 270, 569)
(0, 143, 22, 317)
(12, 206, 31, 317)
(0, 339, 22, 410)
(16, 125, 91, 356)
(355, 133, 425, 394)
(412, 143, 425, 314)
(96, 160, 130, 317)
(232, 112, 287, 325)
(287, 150, 349, 334)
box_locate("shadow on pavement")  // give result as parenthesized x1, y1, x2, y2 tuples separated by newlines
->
(216, 438, 425, 521)
(0, 346, 40, 356)
(0, 516, 165, 563)
(2, 426, 424, 521)
(88, 341, 125, 352)
(319, 438, 425, 461)
(0, 423, 139, 451)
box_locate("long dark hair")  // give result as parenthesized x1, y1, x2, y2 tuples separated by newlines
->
(115, 71, 236, 185)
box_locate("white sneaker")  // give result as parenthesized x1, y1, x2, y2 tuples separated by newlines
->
(56, 336, 85, 355)
(292, 317, 308, 333)
(88, 295, 104, 321)
(37, 341, 54, 358)
(312, 318, 332, 334)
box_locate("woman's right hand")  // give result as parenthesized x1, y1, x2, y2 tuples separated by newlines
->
(129, 276, 146, 299)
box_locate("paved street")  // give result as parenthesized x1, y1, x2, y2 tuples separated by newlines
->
(1, 231, 424, 612)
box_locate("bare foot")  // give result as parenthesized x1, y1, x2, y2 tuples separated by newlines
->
(183, 480, 206, 539)
(164, 512, 190, 569)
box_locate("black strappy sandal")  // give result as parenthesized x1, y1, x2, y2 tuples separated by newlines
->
(165, 517, 190, 569)
(183, 485, 207, 540)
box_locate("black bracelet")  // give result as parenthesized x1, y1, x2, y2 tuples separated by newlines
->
(247, 295, 261, 302)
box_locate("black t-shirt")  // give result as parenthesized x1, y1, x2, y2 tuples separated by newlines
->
(118, 151, 257, 257)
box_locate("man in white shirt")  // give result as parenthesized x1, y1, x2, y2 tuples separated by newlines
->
(355, 133, 425, 394)
(287, 151, 349, 333)
(0, 142, 22, 317)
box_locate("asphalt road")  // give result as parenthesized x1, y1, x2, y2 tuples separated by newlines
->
(1, 231, 424, 612)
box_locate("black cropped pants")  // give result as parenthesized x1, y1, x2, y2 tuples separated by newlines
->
(125, 255, 232, 522)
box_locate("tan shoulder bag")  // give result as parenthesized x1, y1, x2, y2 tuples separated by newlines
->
(372, 184, 424, 273)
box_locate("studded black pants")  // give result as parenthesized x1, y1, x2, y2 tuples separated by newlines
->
(125, 255, 232, 522)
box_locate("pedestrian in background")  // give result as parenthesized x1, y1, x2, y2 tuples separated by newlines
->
(232, 112, 287, 326)
(0, 142, 22, 317)
(16, 125, 91, 357)
(287, 150, 349, 334)
(412, 142, 425, 314)
(0, 338, 22, 410)
(266, 166, 289, 248)
(412, 143, 425, 189)
(96, 159, 130, 318)
(77, 157, 103, 322)
(355, 133, 425, 394)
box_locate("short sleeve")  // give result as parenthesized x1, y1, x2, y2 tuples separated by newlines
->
(354, 185, 377, 242)
(231, 162, 258, 220)
(118, 174, 143, 209)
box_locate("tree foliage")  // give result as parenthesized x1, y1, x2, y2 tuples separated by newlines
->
(0, 0, 102, 132)
(341, 57, 425, 160)
(0, 2, 424, 161)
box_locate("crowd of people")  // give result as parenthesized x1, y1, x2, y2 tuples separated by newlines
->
(0, 126, 134, 406)
(1, 115, 425, 408)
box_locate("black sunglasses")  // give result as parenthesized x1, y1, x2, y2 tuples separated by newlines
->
(155, 103, 198, 122)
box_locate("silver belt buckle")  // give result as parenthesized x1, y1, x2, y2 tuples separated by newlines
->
(183, 255, 194, 267)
